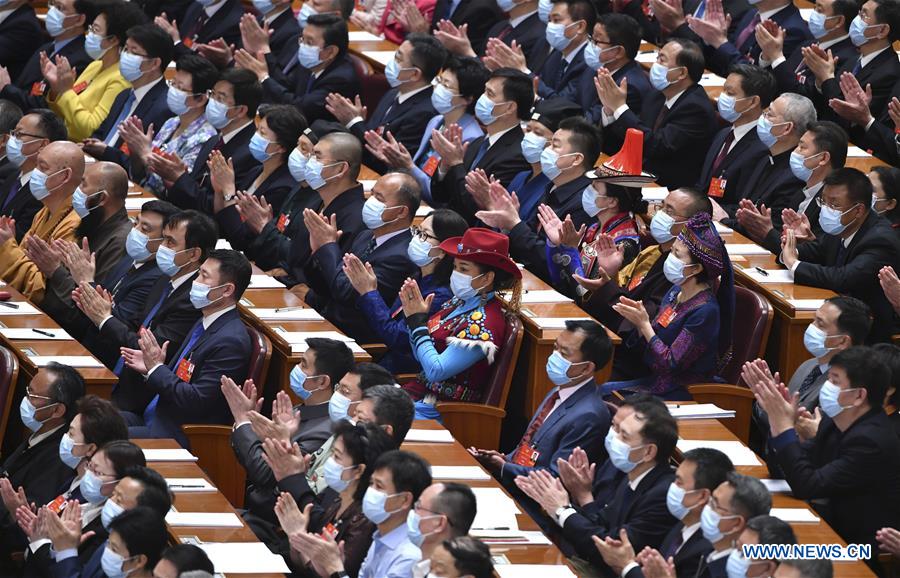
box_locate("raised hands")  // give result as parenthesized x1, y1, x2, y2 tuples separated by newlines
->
(474, 181, 522, 231)
(363, 130, 414, 171)
(235, 192, 273, 235)
(304, 209, 342, 253)
(240, 13, 272, 56)
(343, 253, 378, 295)
(686, 0, 730, 48)
(828, 72, 874, 127)
(557, 447, 597, 506)
(325, 93, 367, 125)
(24, 235, 64, 276)
(879, 266, 900, 314)
(117, 116, 155, 162)
(261, 438, 310, 481)
(72, 281, 112, 326)
(429, 124, 467, 171)
(399, 277, 433, 316)
(755, 19, 785, 63)
(434, 20, 475, 57)
(221, 375, 262, 424)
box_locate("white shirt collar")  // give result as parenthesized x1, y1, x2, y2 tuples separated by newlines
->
(818, 361, 830, 374)
(565, 40, 588, 64)
(510, 9, 537, 27)
(665, 89, 687, 109)
(412, 558, 431, 578)
(558, 377, 592, 404)
(628, 466, 653, 491)
(859, 46, 890, 69)
(132, 76, 163, 104)
(842, 228, 858, 247)
(222, 120, 253, 144)
(397, 84, 431, 105)
(19, 169, 33, 187)
(203, 304, 235, 329)
(488, 124, 516, 147)
(797, 180, 824, 215)
(682, 521, 702, 545)
(28, 424, 64, 449)
(731, 119, 756, 145)
(759, 3, 790, 21)
(820, 33, 850, 50)
(204, 0, 227, 18)
(264, 5, 290, 24)
(708, 546, 734, 562)
(170, 269, 196, 291)
(374, 228, 407, 248)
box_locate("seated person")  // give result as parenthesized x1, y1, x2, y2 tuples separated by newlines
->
(240, 0, 300, 74)
(124, 54, 219, 196)
(0, 101, 21, 184)
(407, 482, 477, 578)
(120, 249, 253, 445)
(153, 544, 215, 578)
(870, 165, 900, 228)
(94, 507, 169, 578)
(605, 212, 735, 400)
(400, 227, 519, 420)
(754, 346, 900, 560)
(874, 343, 900, 439)
(350, 209, 468, 374)
(533, 0, 594, 101)
(425, 536, 494, 578)
(729, 515, 797, 578)
(47, 1, 147, 142)
(0, 140, 83, 302)
(155, 0, 243, 61)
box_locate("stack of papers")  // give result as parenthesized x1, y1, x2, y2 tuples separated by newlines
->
(0, 328, 72, 340)
(363, 50, 394, 66)
(725, 244, 771, 256)
(124, 198, 152, 210)
(516, 290, 574, 304)
(166, 478, 217, 493)
(636, 51, 658, 64)
(760, 479, 792, 493)
(165, 512, 243, 527)
(714, 222, 734, 234)
(744, 269, 795, 284)
(28, 356, 103, 368)
(771, 508, 820, 523)
(0, 302, 41, 315)
(531, 317, 592, 329)
(847, 145, 871, 158)
(274, 330, 366, 354)
(677, 439, 763, 466)
(250, 308, 324, 321)
(471, 488, 521, 531)
(789, 299, 826, 311)
(429, 465, 491, 480)
(348, 30, 384, 42)
(471, 530, 552, 545)
(143, 448, 198, 462)
(668, 403, 735, 420)
(360, 179, 376, 191)
(198, 542, 291, 573)
(405, 429, 455, 443)
(495, 565, 577, 578)
(248, 275, 285, 289)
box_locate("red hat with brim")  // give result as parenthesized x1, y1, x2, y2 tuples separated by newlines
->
(584, 127, 656, 187)
(439, 228, 522, 279)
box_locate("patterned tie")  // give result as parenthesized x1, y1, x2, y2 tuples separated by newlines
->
(519, 389, 560, 447)
(709, 130, 735, 178)
(142, 320, 205, 425)
(113, 283, 172, 375)
(735, 12, 761, 53)
(851, 59, 862, 76)
(497, 23, 513, 41)
(797, 365, 823, 398)
(105, 89, 136, 145)
(359, 237, 377, 261)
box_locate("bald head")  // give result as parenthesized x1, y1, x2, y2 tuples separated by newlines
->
(377, 172, 420, 225)
(92, 162, 129, 202)
(35, 141, 84, 201)
(321, 132, 361, 180)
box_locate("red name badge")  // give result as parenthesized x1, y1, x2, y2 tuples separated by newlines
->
(182, 37, 194, 49)
(119, 142, 130, 155)
(72, 81, 88, 95)
(427, 316, 442, 334)
(322, 523, 339, 540)
(176, 358, 195, 381)
(30, 81, 46, 96)
(627, 273, 645, 292)
(657, 305, 677, 328)
(708, 177, 726, 199)
(276, 213, 290, 232)
(511, 444, 539, 467)
(422, 154, 440, 177)
(46, 495, 68, 515)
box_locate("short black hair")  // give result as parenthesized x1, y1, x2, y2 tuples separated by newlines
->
(307, 337, 355, 387)
(429, 209, 469, 286)
(140, 199, 179, 225)
(30, 109, 68, 142)
(333, 0, 354, 18)
(433, 482, 477, 536)
(308, 13, 349, 57)
(100, 440, 146, 478)
(333, 420, 398, 500)
(492, 68, 534, 121)
(823, 167, 874, 209)
(176, 53, 219, 95)
(826, 296, 872, 345)
(107, 507, 168, 570)
(872, 165, 900, 202)
(745, 515, 797, 548)
(807, 121, 848, 169)
(372, 449, 432, 502)
(777, 559, 834, 578)
(442, 536, 493, 578)
(830, 346, 890, 410)
(446, 56, 490, 110)
(873, 0, 900, 41)
(725, 472, 772, 519)
(76, 395, 128, 447)
(205, 249, 251, 299)
(830, 0, 858, 32)
(677, 186, 714, 216)
(220, 68, 262, 119)
(159, 544, 214, 575)
(682, 448, 734, 491)
(406, 33, 448, 81)
(564, 319, 612, 368)
(558, 116, 602, 170)
(126, 23, 174, 73)
(598, 13, 642, 59)
(729, 64, 777, 109)
(166, 210, 218, 260)
(352, 362, 395, 390)
(553, 0, 599, 30)
(123, 466, 173, 517)
(669, 38, 705, 83)
(873, 342, 900, 406)
(605, 184, 648, 214)
(45, 362, 85, 422)
(0, 100, 22, 135)
(633, 401, 678, 463)
(362, 384, 415, 443)
(95, 0, 148, 45)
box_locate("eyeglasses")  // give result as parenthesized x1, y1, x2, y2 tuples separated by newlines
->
(708, 496, 736, 516)
(9, 130, 45, 141)
(86, 460, 117, 479)
(411, 226, 438, 242)
(205, 90, 234, 105)
(26, 386, 54, 402)
(815, 197, 856, 211)
(166, 79, 200, 96)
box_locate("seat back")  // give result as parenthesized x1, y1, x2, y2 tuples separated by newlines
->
(0, 346, 18, 449)
(181, 424, 247, 508)
(722, 286, 773, 385)
(483, 315, 525, 408)
(245, 325, 272, 387)
(347, 53, 390, 117)
(687, 383, 755, 444)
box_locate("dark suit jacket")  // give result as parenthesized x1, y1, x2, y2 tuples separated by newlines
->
(305, 228, 417, 343)
(215, 163, 296, 249)
(772, 37, 857, 110)
(265, 8, 300, 71)
(822, 46, 900, 122)
(263, 54, 360, 123)
(0, 4, 44, 80)
(772, 409, 900, 553)
(609, 84, 716, 189)
(537, 44, 589, 102)
(579, 61, 654, 150)
(561, 462, 677, 570)
(761, 183, 824, 254)
(135, 0, 194, 21)
(0, 427, 72, 525)
(794, 212, 900, 341)
(51, 538, 105, 578)
(145, 308, 251, 445)
(625, 0, 750, 47)
(166, 122, 258, 212)
(430, 125, 530, 224)
(0, 171, 41, 242)
(90, 79, 173, 168)
(694, 553, 730, 578)
(350, 86, 437, 174)
(174, 0, 244, 59)
(485, 13, 546, 70)
(1, 37, 90, 111)
(722, 149, 804, 236)
(861, 113, 900, 166)
(625, 523, 712, 578)
(695, 124, 768, 206)
(27, 515, 106, 578)
(430, 0, 503, 54)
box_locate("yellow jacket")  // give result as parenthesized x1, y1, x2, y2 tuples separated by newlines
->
(0, 202, 80, 303)
(48, 60, 131, 142)
(616, 244, 663, 288)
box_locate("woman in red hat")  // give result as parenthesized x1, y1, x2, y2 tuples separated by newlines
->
(398, 227, 522, 420)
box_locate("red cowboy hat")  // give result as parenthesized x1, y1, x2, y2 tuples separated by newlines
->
(439, 228, 522, 279)
(585, 128, 656, 187)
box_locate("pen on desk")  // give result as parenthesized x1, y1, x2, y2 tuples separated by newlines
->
(274, 306, 304, 313)
(32, 328, 55, 337)
(754, 267, 769, 276)
(0, 301, 19, 309)
(169, 484, 205, 489)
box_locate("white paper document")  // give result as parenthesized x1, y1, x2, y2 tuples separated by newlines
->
(28, 356, 103, 368)
(165, 512, 243, 527)
(471, 510, 519, 531)
(124, 198, 152, 210)
(714, 222, 733, 234)
(471, 530, 552, 545)
(348, 30, 384, 41)
(166, 478, 217, 492)
(636, 51, 658, 64)
(495, 565, 578, 578)
(363, 50, 394, 66)
(788, 299, 826, 311)
(250, 308, 324, 320)
(677, 439, 763, 466)
(405, 429, 455, 443)
(142, 448, 198, 462)
(846, 145, 871, 158)
(275, 330, 366, 354)
(725, 244, 771, 255)
(248, 275, 285, 289)
(761, 479, 792, 493)
(0, 328, 72, 340)
(668, 403, 735, 420)
(743, 269, 795, 284)
(198, 542, 291, 573)
(429, 465, 491, 480)
(360, 179, 376, 191)
(0, 302, 41, 315)
(472, 488, 521, 515)
(700, 73, 727, 87)
(516, 290, 573, 304)
(531, 317, 592, 329)
(771, 508, 820, 523)
(642, 187, 669, 202)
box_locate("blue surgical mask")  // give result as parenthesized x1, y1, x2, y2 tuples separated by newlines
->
(726, 549, 752, 578)
(362, 487, 403, 524)
(304, 156, 341, 190)
(329, 391, 355, 422)
(58, 433, 83, 469)
(252, 0, 274, 14)
(189, 281, 227, 309)
(166, 86, 192, 116)
(288, 149, 309, 182)
(538, 0, 552, 22)
(540, 148, 577, 181)
(80, 470, 111, 504)
(72, 187, 103, 218)
(850, 15, 876, 47)
(584, 43, 620, 70)
(84, 32, 109, 60)
(101, 498, 124, 530)
(546, 350, 586, 385)
(756, 115, 786, 149)
(431, 83, 458, 114)
(205, 97, 234, 130)
(126, 228, 157, 261)
(666, 483, 700, 520)
(119, 51, 146, 83)
(324, 457, 355, 492)
(650, 210, 679, 244)
(582, 185, 607, 218)
(818, 203, 858, 236)
(296, 2, 316, 27)
(155, 245, 186, 277)
(818, 380, 858, 417)
(790, 151, 822, 182)
(408, 235, 437, 266)
(663, 252, 693, 285)
(385, 56, 415, 88)
(496, 0, 519, 11)
(45, 6, 73, 38)
(450, 270, 484, 300)
(101, 546, 135, 578)
(649, 62, 676, 91)
(290, 364, 325, 400)
(803, 323, 843, 358)
(604, 427, 616, 454)
(545, 22, 574, 52)
(6, 135, 35, 167)
(298, 42, 322, 70)
(406, 509, 442, 547)
(717, 93, 745, 123)
(700, 503, 739, 543)
(520, 132, 547, 163)
(808, 11, 834, 39)
(607, 433, 646, 473)
(475, 94, 505, 125)
(20, 397, 56, 432)
(249, 132, 274, 163)
(30, 167, 66, 201)
(362, 196, 400, 230)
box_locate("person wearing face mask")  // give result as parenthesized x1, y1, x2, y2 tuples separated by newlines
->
(869, 165, 900, 228)
(781, 168, 900, 342)
(120, 249, 252, 445)
(399, 228, 521, 420)
(0, 140, 84, 303)
(527, 0, 593, 101)
(727, 516, 797, 578)
(753, 346, 900, 567)
(95, 507, 168, 578)
(46, 2, 146, 142)
(479, 0, 545, 72)
(0, 100, 21, 184)
(253, 14, 360, 124)
(607, 213, 735, 399)
(429, 0, 504, 56)
(273, 421, 397, 577)
(425, 536, 493, 578)
(153, 544, 215, 578)
(82, 24, 174, 168)
(0, 109, 67, 243)
(154, 0, 242, 62)
(351, 210, 468, 373)
(302, 172, 418, 343)
(593, 448, 735, 578)
(598, 38, 716, 190)
(406, 483, 477, 578)
(0, 0, 90, 112)
(366, 56, 486, 203)
(123, 54, 218, 196)
(0, 0, 43, 82)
